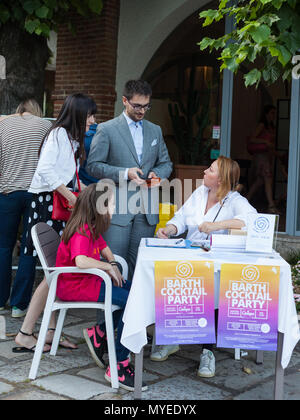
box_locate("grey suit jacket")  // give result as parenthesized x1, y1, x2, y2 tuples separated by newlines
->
(87, 114, 173, 226)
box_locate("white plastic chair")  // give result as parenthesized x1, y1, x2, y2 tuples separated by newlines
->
(28, 222, 128, 389)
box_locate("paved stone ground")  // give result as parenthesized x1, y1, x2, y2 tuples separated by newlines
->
(0, 306, 299, 401)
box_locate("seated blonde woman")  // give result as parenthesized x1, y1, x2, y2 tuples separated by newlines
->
(152, 156, 257, 378)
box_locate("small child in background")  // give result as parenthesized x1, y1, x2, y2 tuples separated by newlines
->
(55, 182, 147, 391)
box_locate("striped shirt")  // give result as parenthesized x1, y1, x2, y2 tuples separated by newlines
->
(0, 114, 52, 194)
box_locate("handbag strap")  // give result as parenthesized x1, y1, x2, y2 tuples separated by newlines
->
(74, 162, 81, 193)
(67, 132, 81, 193)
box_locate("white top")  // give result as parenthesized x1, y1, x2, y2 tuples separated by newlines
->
(167, 185, 257, 241)
(28, 127, 79, 194)
(123, 111, 143, 163)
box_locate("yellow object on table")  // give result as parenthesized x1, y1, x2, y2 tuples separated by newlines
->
(154, 203, 177, 235)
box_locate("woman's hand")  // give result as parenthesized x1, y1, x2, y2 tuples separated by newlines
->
(68, 193, 77, 208)
(199, 219, 244, 234)
(55, 184, 77, 208)
(156, 227, 170, 239)
(156, 224, 177, 239)
(198, 222, 218, 235)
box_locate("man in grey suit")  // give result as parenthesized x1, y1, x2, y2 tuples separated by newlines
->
(87, 80, 173, 280)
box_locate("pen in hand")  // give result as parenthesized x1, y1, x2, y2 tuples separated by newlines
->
(175, 239, 184, 244)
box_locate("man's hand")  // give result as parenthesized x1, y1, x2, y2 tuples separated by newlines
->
(128, 167, 145, 185)
(146, 171, 161, 188)
(148, 171, 157, 179)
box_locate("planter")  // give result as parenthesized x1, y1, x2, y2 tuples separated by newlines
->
(172, 164, 207, 207)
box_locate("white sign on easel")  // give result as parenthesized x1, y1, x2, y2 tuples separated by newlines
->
(246, 213, 276, 253)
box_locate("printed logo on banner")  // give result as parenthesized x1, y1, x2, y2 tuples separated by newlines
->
(217, 263, 280, 351)
(241, 265, 260, 282)
(154, 260, 216, 345)
(176, 261, 194, 278)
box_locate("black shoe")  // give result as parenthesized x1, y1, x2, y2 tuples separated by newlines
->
(83, 325, 107, 368)
(105, 359, 148, 391)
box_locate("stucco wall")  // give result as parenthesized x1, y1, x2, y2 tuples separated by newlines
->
(115, 0, 209, 115)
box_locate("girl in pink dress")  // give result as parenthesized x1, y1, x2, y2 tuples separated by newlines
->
(56, 182, 147, 392)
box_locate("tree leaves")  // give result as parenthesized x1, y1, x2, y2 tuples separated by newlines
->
(88, 0, 103, 14)
(0, 0, 103, 37)
(0, 5, 10, 24)
(249, 24, 270, 43)
(199, 0, 300, 86)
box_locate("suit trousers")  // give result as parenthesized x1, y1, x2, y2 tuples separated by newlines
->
(103, 213, 156, 281)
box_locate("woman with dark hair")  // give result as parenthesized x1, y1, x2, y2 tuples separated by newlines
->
(14, 93, 97, 352)
(24, 93, 97, 256)
(247, 105, 278, 213)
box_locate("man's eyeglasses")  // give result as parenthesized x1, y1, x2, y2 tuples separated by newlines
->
(127, 99, 151, 112)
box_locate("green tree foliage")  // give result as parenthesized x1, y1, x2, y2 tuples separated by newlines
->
(0, 0, 103, 114)
(0, 0, 103, 37)
(198, 0, 300, 86)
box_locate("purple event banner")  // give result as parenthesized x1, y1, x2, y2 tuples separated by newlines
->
(154, 261, 216, 345)
(217, 263, 280, 351)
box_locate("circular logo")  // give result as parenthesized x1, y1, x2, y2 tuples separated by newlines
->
(254, 216, 270, 233)
(198, 318, 207, 328)
(176, 261, 194, 278)
(261, 324, 271, 334)
(241, 265, 260, 282)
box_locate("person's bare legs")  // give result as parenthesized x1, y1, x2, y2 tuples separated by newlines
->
(247, 177, 263, 202)
(264, 175, 276, 209)
(15, 278, 77, 350)
(15, 278, 52, 350)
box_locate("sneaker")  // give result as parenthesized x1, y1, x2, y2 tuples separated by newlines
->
(105, 359, 148, 392)
(197, 349, 215, 378)
(150, 344, 179, 362)
(83, 325, 107, 369)
(11, 307, 27, 318)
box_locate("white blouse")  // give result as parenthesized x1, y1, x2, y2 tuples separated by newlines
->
(29, 127, 79, 194)
(167, 185, 257, 242)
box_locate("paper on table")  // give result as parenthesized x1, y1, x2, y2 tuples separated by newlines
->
(146, 238, 186, 248)
(211, 234, 246, 250)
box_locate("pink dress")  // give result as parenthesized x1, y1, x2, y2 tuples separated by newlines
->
(56, 226, 107, 302)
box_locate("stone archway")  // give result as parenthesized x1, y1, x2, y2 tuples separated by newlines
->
(115, 0, 210, 115)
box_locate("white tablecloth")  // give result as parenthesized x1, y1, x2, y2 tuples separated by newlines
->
(121, 240, 300, 369)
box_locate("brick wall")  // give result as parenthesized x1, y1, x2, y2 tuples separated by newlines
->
(52, 0, 120, 122)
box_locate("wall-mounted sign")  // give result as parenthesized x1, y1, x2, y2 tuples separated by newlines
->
(212, 126, 221, 139)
